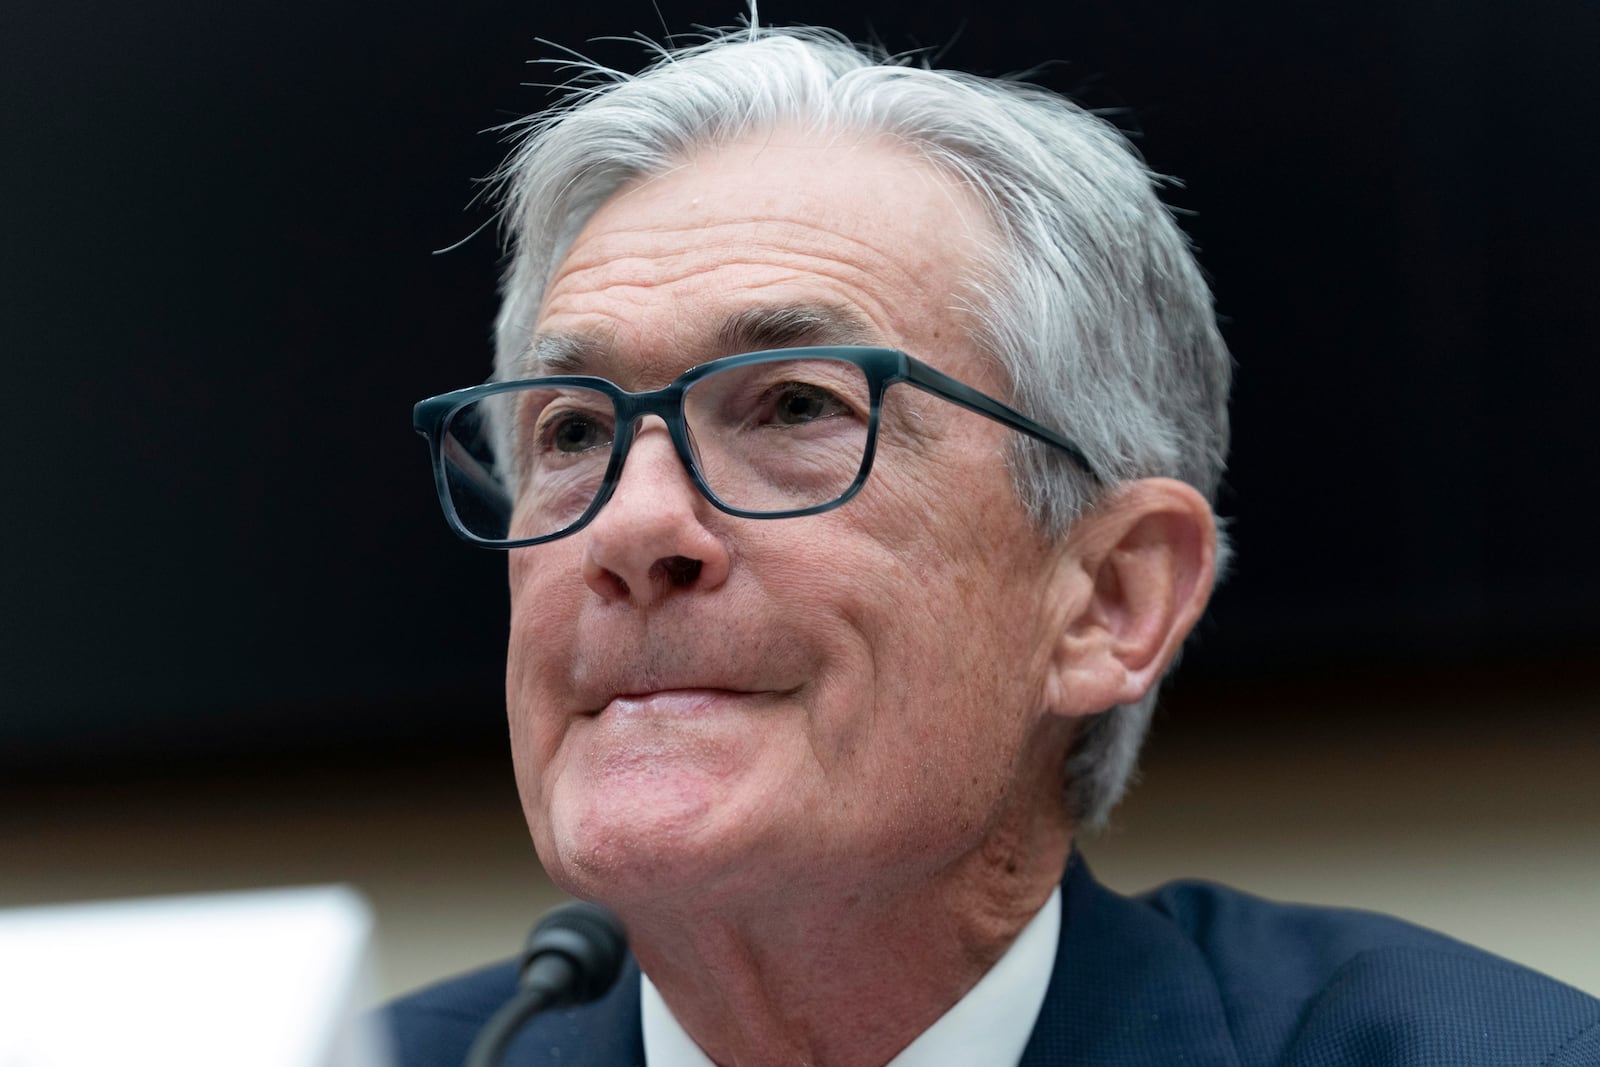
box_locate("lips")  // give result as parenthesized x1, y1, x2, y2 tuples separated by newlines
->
(563, 622, 808, 717)
(598, 688, 766, 718)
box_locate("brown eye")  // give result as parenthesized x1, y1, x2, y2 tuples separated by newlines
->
(554, 414, 606, 452)
(534, 404, 613, 455)
(763, 382, 849, 426)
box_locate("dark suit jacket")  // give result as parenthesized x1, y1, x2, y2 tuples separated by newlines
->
(384, 855, 1600, 1065)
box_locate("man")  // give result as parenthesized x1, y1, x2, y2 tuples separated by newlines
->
(393, 26, 1600, 1066)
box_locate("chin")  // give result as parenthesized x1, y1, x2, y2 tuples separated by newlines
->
(530, 771, 767, 907)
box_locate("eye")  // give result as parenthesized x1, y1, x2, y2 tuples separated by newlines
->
(761, 382, 850, 426)
(535, 407, 612, 454)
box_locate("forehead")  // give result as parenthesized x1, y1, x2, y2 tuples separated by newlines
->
(527, 130, 999, 382)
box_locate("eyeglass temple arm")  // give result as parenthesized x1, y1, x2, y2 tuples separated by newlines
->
(898, 358, 1105, 486)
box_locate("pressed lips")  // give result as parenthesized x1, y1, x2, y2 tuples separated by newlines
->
(594, 688, 783, 718)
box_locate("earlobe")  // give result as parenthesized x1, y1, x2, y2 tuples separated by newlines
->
(1041, 479, 1217, 717)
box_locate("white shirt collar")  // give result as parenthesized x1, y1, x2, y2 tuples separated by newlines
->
(640, 886, 1061, 1067)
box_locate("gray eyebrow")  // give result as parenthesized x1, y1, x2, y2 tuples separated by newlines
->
(713, 303, 879, 354)
(518, 302, 880, 379)
(518, 332, 612, 377)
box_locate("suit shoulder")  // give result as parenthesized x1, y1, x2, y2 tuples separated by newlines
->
(1139, 878, 1460, 980)
(381, 960, 519, 1067)
(378, 956, 645, 1067)
(1137, 879, 1600, 1065)
(1284, 943, 1600, 1065)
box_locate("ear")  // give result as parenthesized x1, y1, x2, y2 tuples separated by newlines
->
(1041, 478, 1218, 718)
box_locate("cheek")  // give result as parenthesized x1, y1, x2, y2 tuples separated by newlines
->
(829, 462, 1054, 742)
(505, 549, 586, 779)
(815, 508, 1038, 720)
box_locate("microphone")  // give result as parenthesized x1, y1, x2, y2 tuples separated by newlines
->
(464, 901, 629, 1067)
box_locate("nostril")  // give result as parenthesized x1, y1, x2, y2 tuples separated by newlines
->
(655, 555, 703, 588)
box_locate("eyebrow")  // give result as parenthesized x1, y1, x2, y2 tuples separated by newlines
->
(518, 302, 880, 378)
(715, 303, 878, 354)
(518, 332, 610, 377)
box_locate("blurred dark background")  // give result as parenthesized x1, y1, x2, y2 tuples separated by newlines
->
(5, 0, 1598, 775)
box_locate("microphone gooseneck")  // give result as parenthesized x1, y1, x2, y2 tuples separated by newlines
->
(464, 901, 628, 1067)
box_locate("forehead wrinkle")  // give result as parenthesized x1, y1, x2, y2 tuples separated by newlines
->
(546, 247, 920, 353)
(550, 214, 936, 299)
(536, 145, 998, 378)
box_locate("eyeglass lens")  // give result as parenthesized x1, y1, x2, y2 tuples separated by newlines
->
(438, 357, 874, 542)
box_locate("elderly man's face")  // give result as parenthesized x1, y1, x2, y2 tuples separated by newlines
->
(505, 131, 1079, 911)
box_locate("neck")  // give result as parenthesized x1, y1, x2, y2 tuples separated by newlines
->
(622, 801, 1073, 1067)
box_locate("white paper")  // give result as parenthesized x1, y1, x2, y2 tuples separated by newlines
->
(0, 885, 393, 1067)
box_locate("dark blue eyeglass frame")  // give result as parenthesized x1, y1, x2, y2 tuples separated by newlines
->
(413, 345, 1103, 549)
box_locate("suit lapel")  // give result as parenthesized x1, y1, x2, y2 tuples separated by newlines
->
(1020, 855, 1241, 1067)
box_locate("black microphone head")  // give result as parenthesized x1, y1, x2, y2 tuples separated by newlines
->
(518, 900, 628, 1005)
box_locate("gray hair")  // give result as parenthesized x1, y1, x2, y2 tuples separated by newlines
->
(491, 27, 1232, 830)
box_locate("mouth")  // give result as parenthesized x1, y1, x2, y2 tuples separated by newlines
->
(588, 687, 787, 719)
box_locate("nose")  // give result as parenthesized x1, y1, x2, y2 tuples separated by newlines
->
(580, 419, 731, 606)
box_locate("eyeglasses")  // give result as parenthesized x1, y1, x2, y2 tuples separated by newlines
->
(413, 345, 1102, 548)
